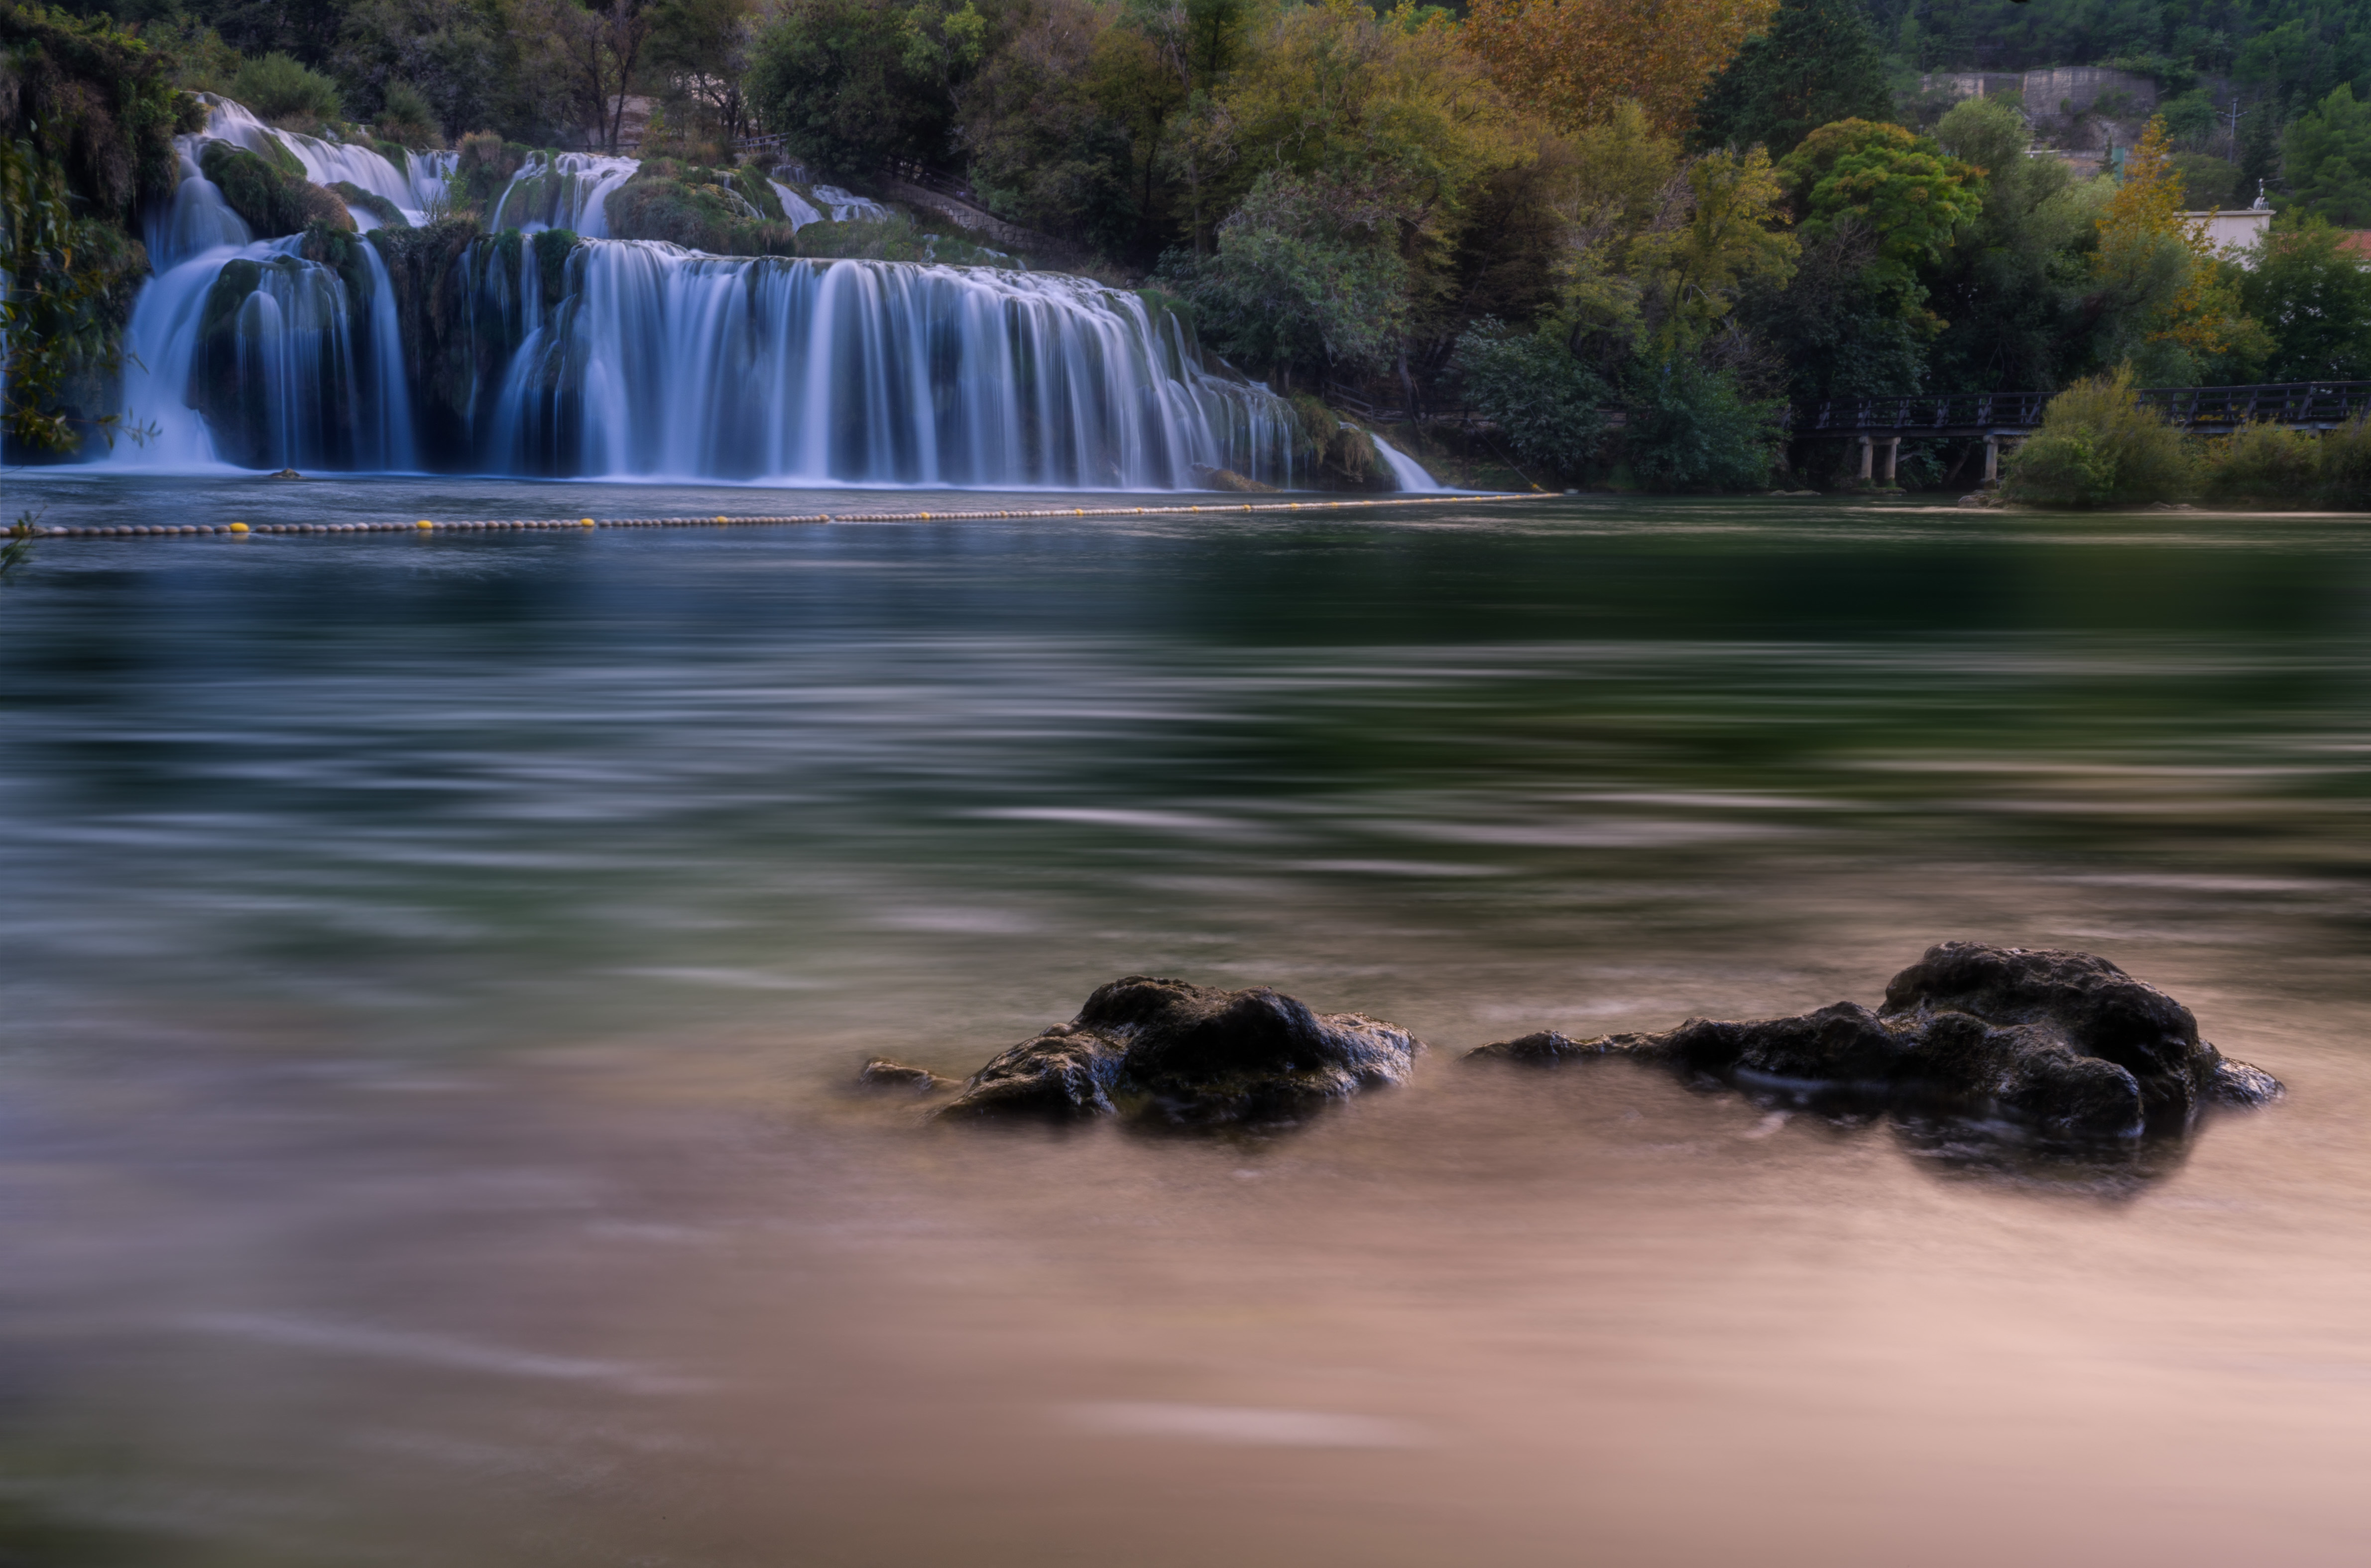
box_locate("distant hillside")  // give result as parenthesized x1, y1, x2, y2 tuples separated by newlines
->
(1870, 0, 2369, 108)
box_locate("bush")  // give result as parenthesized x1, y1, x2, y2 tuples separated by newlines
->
(2201, 420, 2319, 504)
(1620, 359, 1785, 491)
(375, 81, 440, 149)
(2001, 366, 2191, 506)
(1450, 321, 1609, 478)
(232, 52, 343, 130)
(2319, 416, 2371, 508)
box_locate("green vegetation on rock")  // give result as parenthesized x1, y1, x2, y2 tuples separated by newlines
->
(198, 138, 352, 236)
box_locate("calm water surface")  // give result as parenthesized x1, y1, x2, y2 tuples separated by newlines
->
(4, 475, 2371, 1565)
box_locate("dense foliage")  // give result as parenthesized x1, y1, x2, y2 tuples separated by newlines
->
(22, 0, 2371, 490)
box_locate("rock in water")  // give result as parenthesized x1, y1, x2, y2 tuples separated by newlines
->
(916, 976, 1421, 1126)
(1467, 942, 2280, 1137)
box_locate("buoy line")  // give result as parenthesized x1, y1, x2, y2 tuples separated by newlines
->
(22, 493, 1547, 540)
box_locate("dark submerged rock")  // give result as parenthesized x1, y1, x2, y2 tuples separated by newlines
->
(1467, 943, 2280, 1138)
(932, 976, 1421, 1127)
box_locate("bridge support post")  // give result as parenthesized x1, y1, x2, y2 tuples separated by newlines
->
(1857, 435, 1874, 481)
(1983, 434, 2000, 485)
(1878, 437, 1900, 485)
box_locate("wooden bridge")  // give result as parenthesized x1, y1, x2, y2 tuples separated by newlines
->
(1789, 382, 2371, 482)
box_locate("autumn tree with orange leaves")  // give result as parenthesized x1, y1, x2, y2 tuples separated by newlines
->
(1461, 0, 1779, 134)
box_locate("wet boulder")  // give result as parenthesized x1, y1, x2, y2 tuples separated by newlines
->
(1467, 943, 2280, 1138)
(885, 976, 1421, 1127)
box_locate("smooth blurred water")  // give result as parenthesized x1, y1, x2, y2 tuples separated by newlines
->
(4, 477, 2371, 1566)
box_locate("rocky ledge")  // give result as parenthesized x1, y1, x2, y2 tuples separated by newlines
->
(867, 976, 1422, 1127)
(1467, 942, 2280, 1137)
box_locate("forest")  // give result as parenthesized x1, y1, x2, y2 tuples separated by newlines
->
(13, 0, 2371, 490)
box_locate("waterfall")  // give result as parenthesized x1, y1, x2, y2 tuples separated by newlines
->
(101, 97, 1304, 490)
(489, 152, 640, 236)
(195, 96, 453, 224)
(1370, 431, 1444, 492)
(479, 240, 1292, 488)
(768, 180, 826, 232)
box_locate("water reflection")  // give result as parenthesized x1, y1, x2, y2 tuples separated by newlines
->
(3, 481, 2371, 1564)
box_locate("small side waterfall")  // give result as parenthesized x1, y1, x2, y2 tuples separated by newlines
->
(195, 96, 453, 224)
(489, 152, 640, 235)
(102, 96, 1352, 490)
(1371, 431, 1445, 492)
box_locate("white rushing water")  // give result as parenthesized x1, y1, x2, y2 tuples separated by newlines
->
(1371, 429, 1445, 492)
(102, 98, 1439, 490)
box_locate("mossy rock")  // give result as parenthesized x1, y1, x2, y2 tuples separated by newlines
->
(532, 227, 580, 306)
(199, 140, 353, 239)
(331, 181, 409, 229)
(372, 139, 411, 174)
(605, 168, 800, 257)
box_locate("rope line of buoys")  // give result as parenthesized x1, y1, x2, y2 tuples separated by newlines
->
(24, 492, 1546, 540)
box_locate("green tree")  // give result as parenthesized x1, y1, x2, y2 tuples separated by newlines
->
(1161, 170, 1410, 385)
(646, 0, 761, 140)
(747, 0, 959, 174)
(1778, 117, 1982, 326)
(1449, 318, 1608, 474)
(2282, 83, 2371, 225)
(1688, 0, 1893, 158)
(1927, 94, 2106, 392)
(958, 0, 1138, 253)
(2239, 221, 2371, 381)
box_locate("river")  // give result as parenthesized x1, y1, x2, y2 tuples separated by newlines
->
(3, 477, 2369, 1565)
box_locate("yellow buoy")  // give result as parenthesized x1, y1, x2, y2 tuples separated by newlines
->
(415, 519, 434, 529)
(228, 521, 249, 533)
(715, 514, 727, 522)
(581, 517, 595, 527)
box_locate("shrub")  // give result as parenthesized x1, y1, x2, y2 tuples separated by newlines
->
(2318, 415, 2371, 508)
(1450, 320, 1609, 478)
(2200, 420, 2319, 505)
(1620, 359, 1785, 491)
(232, 53, 343, 130)
(2001, 366, 2191, 506)
(375, 81, 440, 149)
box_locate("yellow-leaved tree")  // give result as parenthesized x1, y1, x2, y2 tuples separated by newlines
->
(2092, 116, 2266, 378)
(1461, 0, 1779, 134)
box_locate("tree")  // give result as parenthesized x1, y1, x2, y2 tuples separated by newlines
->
(1777, 118, 1982, 326)
(2091, 117, 2266, 383)
(1927, 94, 2106, 392)
(747, 0, 958, 174)
(646, 0, 761, 141)
(2282, 83, 2371, 226)
(1461, 0, 1778, 135)
(2239, 222, 2371, 381)
(1628, 143, 1797, 353)
(959, 0, 1140, 252)
(1161, 171, 1411, 384)
(1688, 0, 1892, 158)
(1216, 1, 1525, 273)
(1449, 318, 1608, 474)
